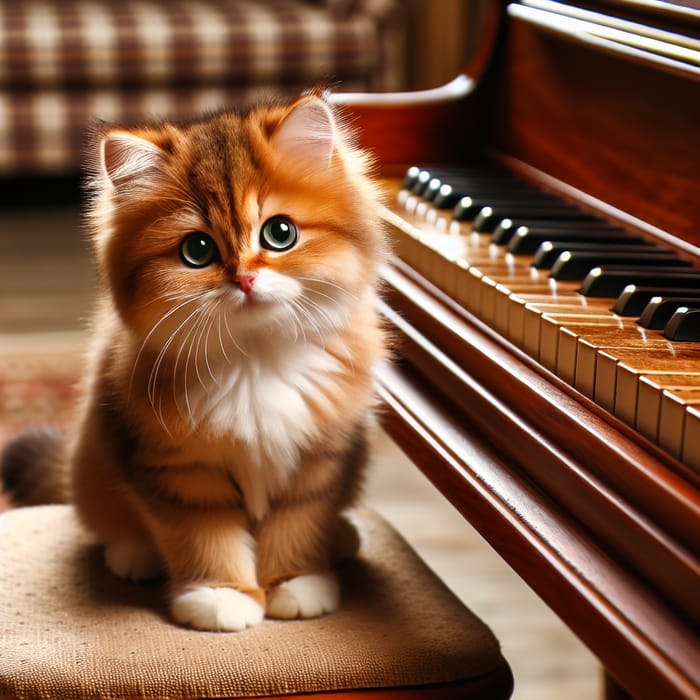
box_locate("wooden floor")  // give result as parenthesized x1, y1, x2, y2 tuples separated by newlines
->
(0, 190, 600, 699)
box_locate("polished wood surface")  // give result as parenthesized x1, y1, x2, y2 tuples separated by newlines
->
(338, 1, 700, 699)
(376, 258, 699, 699)
(489, 4, 700, 250)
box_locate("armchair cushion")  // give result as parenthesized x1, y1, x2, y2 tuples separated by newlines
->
(0, 0, 406, 174)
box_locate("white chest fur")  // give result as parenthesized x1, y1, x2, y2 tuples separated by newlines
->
(185, 339, 345, 517)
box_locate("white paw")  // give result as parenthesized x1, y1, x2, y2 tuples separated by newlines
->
(104, 539, 162, 582)
(266, 572, 340, 620)
(171, 586, 265, 632)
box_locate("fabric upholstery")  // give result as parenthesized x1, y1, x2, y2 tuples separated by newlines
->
(0, 505, 512, 699)
(0, 0, 406, 174)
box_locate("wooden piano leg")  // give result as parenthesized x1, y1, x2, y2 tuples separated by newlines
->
(603, 670, 635, 700)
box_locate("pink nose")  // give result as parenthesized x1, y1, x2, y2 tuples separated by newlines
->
(234, 274, 256, 294)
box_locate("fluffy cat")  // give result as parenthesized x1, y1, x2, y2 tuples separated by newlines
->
(2, 92, 387, 632)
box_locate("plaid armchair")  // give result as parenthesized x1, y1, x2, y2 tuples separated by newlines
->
(0, 0, 406, 175)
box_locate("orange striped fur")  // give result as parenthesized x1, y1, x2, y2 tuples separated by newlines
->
(64, 93, 386, 630)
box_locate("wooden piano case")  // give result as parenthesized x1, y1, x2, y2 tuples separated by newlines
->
(335, 2, 700, 699)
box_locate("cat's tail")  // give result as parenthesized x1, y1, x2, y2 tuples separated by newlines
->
(0, 426, 70, 507)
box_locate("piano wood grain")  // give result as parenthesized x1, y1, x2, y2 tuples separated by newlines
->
(491, 6, 700, 251)
(376, 265, 700, 698)
(341, 2, 700, 697)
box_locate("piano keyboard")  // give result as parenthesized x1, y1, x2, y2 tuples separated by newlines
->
(384, 165, 700, 472)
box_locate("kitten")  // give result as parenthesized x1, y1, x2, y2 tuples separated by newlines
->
(2, 92, 387, 631)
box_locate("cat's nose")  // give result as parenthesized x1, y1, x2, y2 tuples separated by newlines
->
(234, 274, 256, 294)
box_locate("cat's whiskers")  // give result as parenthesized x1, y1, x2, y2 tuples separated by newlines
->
(144, 297, 214, 432)
(299, 293, 357, 368)
(141, 290, 187, 307)
(148, 303, 200, 402)
(215, 307, 232, 365)
(181, 300, 224, 426)
(200, 302, 220, 386)
(151, 309, 201, 433)
(174, 304, 208, 427)
(284, 299, 313, 348)
(296, 276, 361, 303)
(297, 297, 354, 370)
(297, 294, 344, 335)
(221, 308, 251, 359)
(129, 294, 203, 401)
(173, 296, 230, 428)
(298, 277, 357, 329)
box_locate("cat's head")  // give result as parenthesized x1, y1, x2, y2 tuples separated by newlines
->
(86, 93, 385, 350)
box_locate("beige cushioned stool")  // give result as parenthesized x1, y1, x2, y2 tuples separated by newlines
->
(0, 505, 513, 699)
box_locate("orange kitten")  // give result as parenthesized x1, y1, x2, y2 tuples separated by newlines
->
(3, 93, 387, 631)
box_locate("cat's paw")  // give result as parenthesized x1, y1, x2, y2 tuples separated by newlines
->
(266, 571, 340, 620)
(104, 539, 162, 582)
(171, 586, 265, 632)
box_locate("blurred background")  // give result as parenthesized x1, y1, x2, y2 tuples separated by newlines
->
(0, 2, 600, 698)
(0, 0, 491, 178)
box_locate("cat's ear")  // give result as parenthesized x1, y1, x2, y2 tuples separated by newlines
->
(100, 130, 165, 186)
(271, 96, 337, 167)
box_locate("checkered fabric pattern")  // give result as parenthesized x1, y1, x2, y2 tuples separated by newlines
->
(0, 0, 405, 174)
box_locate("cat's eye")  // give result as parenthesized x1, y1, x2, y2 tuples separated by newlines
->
(260, 216, 299, 252)
(180, 232, 219, 268)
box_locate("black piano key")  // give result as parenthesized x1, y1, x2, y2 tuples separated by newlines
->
(508, 227, 637, 254)
(638, 296, 700, 329)
(492, 218, 613, 245)
(443, 176, 540, 193)
(406, 165, 510, 187)
(663, 307, 700, 341)
(422, 177, 444, 202)
(532, 243, 666, 270)
(412, 169, 435, 195)
(402, 166, 422, 190)
(472, 204, 592, 231)
(409, 167, 484, 196)
(433, 181, 539, 209)
(429, 165, 526, 181)
(551, 253, 690, 281)
(434, 173, 529, 188)
(403, 165, 532, 204)
(454, 194, 565, 221)
(432, 184, 465, 209)
(580, 267, 700, 298)
(613, 285, 700, 316)
(473, 203, 594, 233)
(428, 165, 503, 178)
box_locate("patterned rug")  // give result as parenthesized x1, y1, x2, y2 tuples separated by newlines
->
(0, 332, 84, 511)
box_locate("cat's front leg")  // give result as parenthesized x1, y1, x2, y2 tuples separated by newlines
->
(147, 510, 265, 632)
(263, 512, 363, 619)
(70, 418, 164, 583)
(256, 498, 346, 620)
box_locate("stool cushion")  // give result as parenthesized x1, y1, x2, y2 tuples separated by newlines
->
(0, 505, 511, 698)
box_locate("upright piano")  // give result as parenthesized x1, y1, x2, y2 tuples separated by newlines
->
(336, 2, 700, 698)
